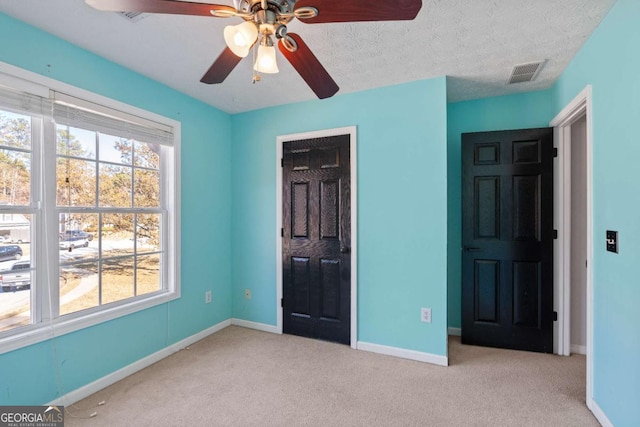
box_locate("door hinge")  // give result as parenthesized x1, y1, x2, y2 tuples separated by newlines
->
(553, 229, 558, 239)
(281, 158, 284, 167)
(281, 298, 284, 308)
(553, 147, 558, 158)
(281, 228, 284, 237)
(553, 311, 558, 321)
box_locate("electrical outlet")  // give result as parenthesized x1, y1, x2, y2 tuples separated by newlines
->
(244, 289, 251, 299)
(205, 290, 212, 304)
(421, 307, 432, 323)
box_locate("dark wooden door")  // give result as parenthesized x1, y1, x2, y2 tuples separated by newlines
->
(282, 134, 351, 345)
(461, 128, 554, 353)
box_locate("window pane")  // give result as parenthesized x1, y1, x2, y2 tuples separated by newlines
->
(99, 164, 132, 207)
(134, 169, 160, 208)
(56, 125, 96, 159)
(102, 257, 134, 305)
(59, 262, 99, 316)
(136, 254, 160, 296)
(102, 213, 134, 257)
(0, 213, 31, 244)
(57, 158, 96, 207)
(99, 134, 132, 165)
(59, 213, 98, 257)
(0, 216, 31, 333)
(0, 110, 31, 149)
(0, 149, 31, 206)
(134, 141, 160, 169)
(0, 282, 31, 333)
(137, 214, 161, 253)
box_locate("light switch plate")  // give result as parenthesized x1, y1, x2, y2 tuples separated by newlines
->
(606, 230, 618, 253)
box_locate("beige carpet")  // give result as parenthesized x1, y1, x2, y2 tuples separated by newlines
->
(65, 326, 598, 426)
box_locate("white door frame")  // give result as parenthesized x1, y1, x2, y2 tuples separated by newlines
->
(275, 126, 358, 349)
(550, 85, 594, 407)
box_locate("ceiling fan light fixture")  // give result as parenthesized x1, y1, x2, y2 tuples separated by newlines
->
(223, 21, 258, 58)
(254, 37, 279, 74)
(85, 0, 424, 98)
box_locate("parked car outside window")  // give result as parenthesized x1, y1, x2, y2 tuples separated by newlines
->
(59, 231, 90, 250)
(0, 245, 23, 262)
(60, 230, 93, 241)
(0, 260, 31, 292)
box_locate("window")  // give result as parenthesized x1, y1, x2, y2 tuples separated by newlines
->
(0, 67, 180, 352)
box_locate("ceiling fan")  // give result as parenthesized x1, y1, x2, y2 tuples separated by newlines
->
(85, 0, 422, 99)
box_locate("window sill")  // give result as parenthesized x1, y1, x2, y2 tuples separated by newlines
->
(0, 290, 179, 355)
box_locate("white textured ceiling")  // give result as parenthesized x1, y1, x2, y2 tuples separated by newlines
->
(0, 0, 616, 114)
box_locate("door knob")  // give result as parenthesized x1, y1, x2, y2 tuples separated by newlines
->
(340, 246, 350, 254)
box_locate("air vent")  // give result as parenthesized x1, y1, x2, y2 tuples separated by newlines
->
(508, 60, 545, 84)
(117, 11, 148, 22)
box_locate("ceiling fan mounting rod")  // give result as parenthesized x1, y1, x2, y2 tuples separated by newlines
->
(254, 9, 276, 25)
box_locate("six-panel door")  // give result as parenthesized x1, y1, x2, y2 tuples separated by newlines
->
(462, 128, 554, 353)
(282, 134, 351, 345)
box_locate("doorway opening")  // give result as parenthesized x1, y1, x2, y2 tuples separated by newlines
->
(550, 85, 594, 409)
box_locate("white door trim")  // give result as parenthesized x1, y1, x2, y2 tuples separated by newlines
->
(275, 126, 358, 349)
(550, 85, 594, 408)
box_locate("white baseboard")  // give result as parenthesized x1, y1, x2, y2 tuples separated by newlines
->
(48, 319, 232, 406)
(588, 398, 613, 427)
(570, 344, 587, 355)
(357, 341, 448, 367)
(448, 327, 461, 336)
(231, 318, 279, 334)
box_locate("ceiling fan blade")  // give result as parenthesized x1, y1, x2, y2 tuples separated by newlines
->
(278, 33, 338, 99)
(294, 0, 421, 23)
(200, 47, 242, 84)
(85, 0, 236, 17)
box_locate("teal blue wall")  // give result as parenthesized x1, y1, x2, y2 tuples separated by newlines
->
(231, 78, 449, 356)
(3, 0, 639, 423)
(0, 14, 232, 404)
(550, 0, 640, 424)
(446, 90, 554, 328)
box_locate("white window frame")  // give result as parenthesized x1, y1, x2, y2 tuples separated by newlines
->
(0, 62, 181, 354)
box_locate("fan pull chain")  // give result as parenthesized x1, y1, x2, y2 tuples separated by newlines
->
(252, 39, 261, 84)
